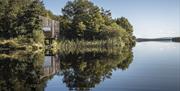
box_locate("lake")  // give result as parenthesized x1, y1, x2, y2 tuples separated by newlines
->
(0, 42, 179, 91)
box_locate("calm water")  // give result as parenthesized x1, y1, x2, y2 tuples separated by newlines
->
(0, 42, 179, 91)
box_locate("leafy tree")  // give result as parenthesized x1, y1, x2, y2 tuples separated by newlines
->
(116, 17, 133, 35)
(17, 1, 44, 36)
(101, 8, 113, 26)
(60, 0, 135, 46)
(0, 0, 35, 38)
(0, 0, 8, 17)
(44, 10, 59, 20)
(0, 0, 19, 38)
(0, 0, 7, 36)
(0, 0, 46, 43)
(61, 0, 105, 39)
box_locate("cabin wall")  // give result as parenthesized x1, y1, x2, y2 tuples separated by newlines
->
(39, 16, 59, 39)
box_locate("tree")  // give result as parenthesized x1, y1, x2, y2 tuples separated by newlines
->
(60, 0, 135, 43)
(61, 0, 105, 40)
(0, 0, 8, 17)
(0, 0, 36, 38)
(0, 0, 19, 38)
(0, 0, 46, 40)
(101, 8, 113, 26)
(17, 1, 43, 34)
(26, 1, 45, 43)
(116, 17, 133, 35)
(0, 0, 7, 37)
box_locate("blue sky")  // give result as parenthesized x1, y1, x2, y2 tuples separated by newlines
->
(43, 0, 180, 38)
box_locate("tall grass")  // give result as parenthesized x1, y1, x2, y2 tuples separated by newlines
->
(57, 38, 135, 54)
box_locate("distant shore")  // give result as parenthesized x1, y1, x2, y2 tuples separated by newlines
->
(136, 37, 180, 42)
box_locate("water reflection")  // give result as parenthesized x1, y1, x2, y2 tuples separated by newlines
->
(59, 47, 133, 90)
(0, 46, 133, 91)
(0, 51, 46, 91)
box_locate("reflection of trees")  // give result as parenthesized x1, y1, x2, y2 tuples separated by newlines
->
(0, 46, 134, 91)
(59, 46, 133, 90)
(0, 51, 47, 91)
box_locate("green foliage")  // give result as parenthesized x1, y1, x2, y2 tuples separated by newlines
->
(0, 0, 45, 44)
(101, 8, 113, 25)
(116, 17, 133, 35)
(61, 0, 105, 39)
(0, 0, 19, 38)
(0, 0, 135, 47)
(60, 0, 135, 47)
(45, 10, 59, 20)
(17, 0, 44, 36)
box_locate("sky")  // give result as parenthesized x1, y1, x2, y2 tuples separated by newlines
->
(43, 0, 180, 38)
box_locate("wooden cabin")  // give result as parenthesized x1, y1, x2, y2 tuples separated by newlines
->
(39, 16, 59, 39)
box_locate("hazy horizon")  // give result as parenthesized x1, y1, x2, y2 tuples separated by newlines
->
(43, 0, 180, 38)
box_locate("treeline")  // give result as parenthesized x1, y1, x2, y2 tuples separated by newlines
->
(172, 37, 180, 42)
(59, 0, 136, 46)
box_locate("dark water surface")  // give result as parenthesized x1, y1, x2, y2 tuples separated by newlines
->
(0, 42, 179, 91)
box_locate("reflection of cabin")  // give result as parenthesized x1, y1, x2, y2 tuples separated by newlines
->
(40, 55, 60, 79)
(39, 16, 59, 39)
